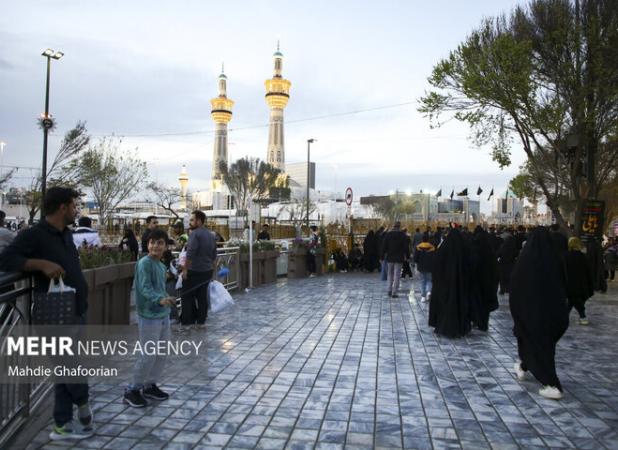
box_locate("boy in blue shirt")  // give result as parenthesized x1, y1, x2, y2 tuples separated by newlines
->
(124, 229, 176, 407)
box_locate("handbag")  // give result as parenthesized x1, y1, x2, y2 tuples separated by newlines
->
(208, 280, 234, 313)
(32, 277, 78, 325)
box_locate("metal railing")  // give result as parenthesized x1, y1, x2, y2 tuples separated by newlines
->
(215, 246, 240, 291)
(0, 247, 240, 446)
(0, 273, 51, 449)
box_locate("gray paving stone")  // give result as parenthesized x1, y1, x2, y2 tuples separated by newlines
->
(12, 276, 618, 450)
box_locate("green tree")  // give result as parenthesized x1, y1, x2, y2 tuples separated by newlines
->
(219, 157, 289, 223)
(26, 121, 90, 222)
(419, 0, 618, 233)
(75, 138, 148, 226)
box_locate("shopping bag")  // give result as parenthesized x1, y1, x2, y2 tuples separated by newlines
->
(32, 277, 78, 325)
(208, 280, 234, 313)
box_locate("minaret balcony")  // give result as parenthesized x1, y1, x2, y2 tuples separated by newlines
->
(265, 78, 291, 95)
(211, 110, 233, 123)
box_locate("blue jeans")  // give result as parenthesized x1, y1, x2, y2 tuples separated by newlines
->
(420, 271, 432, 297)
(129, 315, 171, 390)
(380, 260, 388, 281)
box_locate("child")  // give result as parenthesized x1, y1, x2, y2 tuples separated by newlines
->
(124, 229, 176, 408)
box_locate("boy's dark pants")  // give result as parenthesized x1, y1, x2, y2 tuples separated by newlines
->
(54, 383, 89, 427)
(53, 315, 88, 427)
(181, 270, 213, 325)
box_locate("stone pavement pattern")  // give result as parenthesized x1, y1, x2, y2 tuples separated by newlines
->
(18, 274, 618, 449)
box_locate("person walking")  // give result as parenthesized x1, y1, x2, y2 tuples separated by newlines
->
(376, 226, 388, 281)
(603, 237, 617, 282)
(411, 227, 423, 271)
(497, 229, 517, 295)
(413, 232, 435, 302)
(510, 227, 569, 400)
(401, 228, 414, 279)
(119, 227, 139, 261)
(362, 230, 378, 272)
(0, 187, 94, 440)
(469, 226, 499, 331)
(180, 210, 217, 332)
(428, 228, 472, 338)
(380, 221, 409, 298)
(141, 216, 158, 254)
(565, 237, 594, 325)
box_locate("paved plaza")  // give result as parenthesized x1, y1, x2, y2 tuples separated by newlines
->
(15, 273, 618, 450)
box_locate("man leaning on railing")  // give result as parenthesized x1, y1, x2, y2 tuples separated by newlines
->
(0, 187, 94, 441)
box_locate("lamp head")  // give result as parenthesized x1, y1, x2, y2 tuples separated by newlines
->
(42, 48, 54, 57)
(52, 51, 64, 60)
(307, 138, 316, 144)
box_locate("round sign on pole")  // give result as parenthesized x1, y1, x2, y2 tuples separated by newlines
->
(345, 187, 353, 206)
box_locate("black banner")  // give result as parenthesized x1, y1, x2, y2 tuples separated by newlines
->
(580, 199, 605, 242)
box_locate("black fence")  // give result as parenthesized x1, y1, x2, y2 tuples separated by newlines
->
(0, 273, 51, 448)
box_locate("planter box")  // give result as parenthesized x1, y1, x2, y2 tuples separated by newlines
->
(84, 262, 135, 325)
(288, 247, 325, 278)
(238, 250, 279, 289)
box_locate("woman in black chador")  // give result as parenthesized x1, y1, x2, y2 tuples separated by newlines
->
(363, 230, 378, 272)
(510, 227, 569, 400)
(497, 231, 518, 294)
(429, 228, 472, 338)
(469, 226, 499, 331)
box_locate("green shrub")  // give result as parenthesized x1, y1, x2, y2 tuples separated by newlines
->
(79, 246, 133, 270)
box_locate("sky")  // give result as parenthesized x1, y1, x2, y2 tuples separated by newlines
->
(0, 0, 528, 214)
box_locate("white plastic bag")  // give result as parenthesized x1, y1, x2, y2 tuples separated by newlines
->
(208, 280, 234, 313)
(48, 277, 76, 293)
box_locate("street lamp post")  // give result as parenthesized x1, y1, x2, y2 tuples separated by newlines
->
(40, 48, 64, 205)
(306, 138, 315, 229)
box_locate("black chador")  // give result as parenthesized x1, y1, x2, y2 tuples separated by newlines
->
(509, 227, 569, 391)
(363, 230, 378, 272)
(497, 233, 517, 294)
(429, 228, 471, 338)
(565, 238, 594, 321)
(469, 226, 499, 331)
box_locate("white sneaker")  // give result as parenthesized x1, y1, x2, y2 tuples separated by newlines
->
(539, 385, 563, 400)
(513, 361, 526, 381)
(579, 318, 590, 325)
(420, 296, 426, 303)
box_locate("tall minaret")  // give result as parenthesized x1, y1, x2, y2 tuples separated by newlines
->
(210, 64, 234, 190)
(178, 165, 189, 210)
(265, 41, 291, 171)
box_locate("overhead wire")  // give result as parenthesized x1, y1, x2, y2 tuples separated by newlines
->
(91, 100, 418, 138)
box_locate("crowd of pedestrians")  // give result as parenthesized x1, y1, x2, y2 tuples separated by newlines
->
(1, 188, 617, 441)
(359, 220, 615, 401)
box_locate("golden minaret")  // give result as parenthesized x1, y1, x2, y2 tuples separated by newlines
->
(210, 64, 234, 190)
(178, 164, 189, 210)
(265, 41, 291, 171)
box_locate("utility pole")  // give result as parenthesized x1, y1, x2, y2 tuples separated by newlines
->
(306, 138, 315, 229)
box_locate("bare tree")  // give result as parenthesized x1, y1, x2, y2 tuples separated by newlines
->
(277, 196, 317, 228)
(147, 182, 182, 219)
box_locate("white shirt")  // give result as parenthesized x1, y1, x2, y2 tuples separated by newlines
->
(72, 227, 102, 248)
